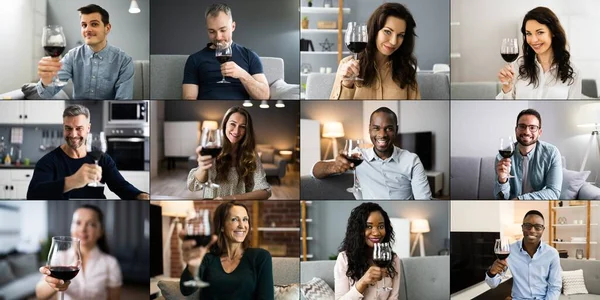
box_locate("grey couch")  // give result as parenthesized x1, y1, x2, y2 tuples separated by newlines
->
(150, 55, 299, 100)
(305, 71, 450, 100)
(0, 60, 149, 100)
(300, 173, 356, 200)
(300, 256, 450, 300)
(450, 156, 600, 199)
(0, 253, 41, 300)
(156, 257, 299, 300)
(560, 259, 600, 299)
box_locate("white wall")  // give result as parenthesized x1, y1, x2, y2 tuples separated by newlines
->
(150, 100, 164, 178)
(452, 0, 600, 96)
(0, 201, 47, 253)
(451, 201, 514, 234)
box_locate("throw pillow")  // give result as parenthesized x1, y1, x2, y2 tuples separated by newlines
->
(301, 277, 335, 300)
(562, 269, 588, 295)
(6, 253, 38, 278)
(270, 79, 300, 100)
(21, 82, 69, 99)
(0, 260, 16, 286)
(157, 280, 198, 300)
(560, 169, 591, 200)
(275, 283, 300, 300)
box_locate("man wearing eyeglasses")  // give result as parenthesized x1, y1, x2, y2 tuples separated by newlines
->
(494, 108, 562, 199)
(485, 210, 561, 300)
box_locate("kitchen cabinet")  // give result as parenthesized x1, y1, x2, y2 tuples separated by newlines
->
(0, 169, 29, 199)
(104, 171, 150, 200)
(0, 101, 64, 125)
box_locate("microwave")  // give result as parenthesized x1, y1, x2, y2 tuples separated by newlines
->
(104, 101, 149, 125)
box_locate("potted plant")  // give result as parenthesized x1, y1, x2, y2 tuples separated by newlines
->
(301, 16, 309, 29)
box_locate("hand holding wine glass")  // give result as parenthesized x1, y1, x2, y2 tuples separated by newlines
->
(373, 242, 393, 291)
(499, 38, 519, 91)
(216, 42, 232, 83)
(497, 136, 515, 182)
(199, 128, 223, 199)
(87, 132, 106, 187)
(43, 236, 82, 300)
(40, 25, 67, 87)
(343, 22, 368, 82)
(493, 238, 511, 278)
(342, 139, 364, 193)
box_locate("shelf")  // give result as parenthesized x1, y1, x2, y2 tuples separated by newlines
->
(257, 227, 300, 232)
(302, 51, 351, 55)
(301, 29, 346, 34)
(301, 237, 313, 241)
(552, 241, 597, 245)
(301, 254, 314, 259)
(552, 205, 598, 210)
(301, 7, 351, 14)
(561, 257, 598, 261)
(552, 224, 598, 227)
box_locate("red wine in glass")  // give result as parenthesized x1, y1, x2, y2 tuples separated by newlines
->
(200, 147, 222, 158)
(347, 42, 367, 54)
(42, 25, 67, 87)
(183, 235, 212, 248)
(500, 38, 518, 85)
(501, 53, 518, 63)
(344, 22, 367, 81)
(373, 259, 391, 268)
(44, 46, 65, 58)
(494, 238, 511, 278)
(498, 149, 513, 159)
(47, 236, 81, 300)
(216, 55, 232, 64)
(49, 266, 80, 281)
(495, 252, 510, 260)
(215, 43, 232, 83)
(342, 153, 364, 168)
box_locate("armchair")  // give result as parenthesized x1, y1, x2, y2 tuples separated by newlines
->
(257, 144, 288, 185)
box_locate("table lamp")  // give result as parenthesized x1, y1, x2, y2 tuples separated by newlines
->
(410, 219, 430, 257)
(201, 120, 219, 130)
(577, 103, 600, 174)
(322, 122, 345, 160)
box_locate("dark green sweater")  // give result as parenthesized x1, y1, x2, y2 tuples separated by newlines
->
(180, 248, 274, 300)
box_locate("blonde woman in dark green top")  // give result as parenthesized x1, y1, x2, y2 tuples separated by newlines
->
(179, 201, 274, 300)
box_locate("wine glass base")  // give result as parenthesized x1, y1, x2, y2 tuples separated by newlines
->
(377, 287, 393, 292)
(183, 279, 210, 288)
(346, 187, 361, 193)
(216, 80, 230, 84)
(53, 81, 68, 87)
(87, 182, 105, 187)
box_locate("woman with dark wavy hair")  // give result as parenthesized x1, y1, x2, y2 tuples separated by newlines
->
(187, 106, 271, 200)
(497, 6, 581, 99)
(334, 203, 400, 299)
(330, 2, 420, 100)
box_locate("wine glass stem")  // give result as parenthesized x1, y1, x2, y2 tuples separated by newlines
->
(353, 170, 357, 190)
(60, 291, 64, 300)
(95, 160, 100, 185)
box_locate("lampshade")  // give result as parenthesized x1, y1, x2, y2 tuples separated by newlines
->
(160, 201, 194, 218)
(260, 100, 269, 109)
(128, 0, 141, 13)
(243, 100, 253, 107)
(202, 120, 219, 130)
(322, 122, 345, 138)
(577, 103, 600, 127)
(410, 219, 430, 233)
(275, 100, 285, 108)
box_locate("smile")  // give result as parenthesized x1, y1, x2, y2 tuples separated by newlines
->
(368, 237, 381, 243)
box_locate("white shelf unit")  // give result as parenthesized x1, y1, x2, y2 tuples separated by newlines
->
(552, 224, 599, 227)
(301, 29, 346, 34)
(549, 201, 596, 259)
(257, 227, 300, 232)
(301, 200, 314, 261)
(301, 7, 350, 14)
(552, 242, 598, 245)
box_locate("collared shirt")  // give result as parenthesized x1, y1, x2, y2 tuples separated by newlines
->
(37, 43, 134, 99)
(330, 56, 421, 100)
(496, 56, 581, 99)
(334, 251, 400, 300)
(494, 141, 562, 200)
(355, 146, 431, 200)
(485, 240, 561, 300)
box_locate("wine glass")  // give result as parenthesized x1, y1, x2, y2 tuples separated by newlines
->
(345, 22, 368, 81)
(215, 42, 232, 83)
(498, 136, 515, 179)
(373, 242, 393, 292)
(500, 38, 519, 85)
(47, 236, 82, 300)
(182, 209, 211, 288)
(42, 25, 67, 87)
(342, 139, 363, 193)
(494, 238, 511, 278)
(87, 132, 106, 187)
(200, 128, 223, 199)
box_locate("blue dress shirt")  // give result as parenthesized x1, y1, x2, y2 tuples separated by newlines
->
(485, 240, 562, 300)
(36, 43, 134, 99)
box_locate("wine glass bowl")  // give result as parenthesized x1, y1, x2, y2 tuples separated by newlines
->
(500, 38, 519, 85)
(87, 132, 106, 187)
(494, 238, 511, 278)
(498, 136, 515, 179)
(200, 128, 223, 199)
(215, 43, 232, 84)
(342, 139, 363, 193)
(344, 22, 368, 81)
(373, 242, 393, 291)
(184, 209, 212, 248)
(47, 236, 82, 300)
(42, 25, 67, 87)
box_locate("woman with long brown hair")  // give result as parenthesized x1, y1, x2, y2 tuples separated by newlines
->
(330, 2, 420, 100)
(187, 106, 271, 200)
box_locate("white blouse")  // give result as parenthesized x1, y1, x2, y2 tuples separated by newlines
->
(496, 56, 581, 99)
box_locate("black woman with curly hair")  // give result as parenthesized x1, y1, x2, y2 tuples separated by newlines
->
(334, 202, 400, 299)
(497, 6, 581, 99)
(330, 2, 420, 100)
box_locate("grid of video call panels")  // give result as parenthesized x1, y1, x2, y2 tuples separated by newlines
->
(1, 0, 599, 299)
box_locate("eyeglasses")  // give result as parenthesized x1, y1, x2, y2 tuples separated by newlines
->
(516, 124, 540, 132)
(522, 223, 545, 231)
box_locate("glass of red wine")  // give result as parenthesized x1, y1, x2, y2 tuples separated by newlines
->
(87, 132, 106, 187)
(42, 25, 67, 87)
(183, 208, 211, 288)
(373, 242, 393, 292)
(494, 238, 511, 278)
(200, 127, 223, 198)
(345, 22, 368, 81)
(500, 38, 519, 85)
(215, 42, 232, 84)
(498, 136, 515, 179)
(342, 139, 363, 193)
(47, 236, 82, 300)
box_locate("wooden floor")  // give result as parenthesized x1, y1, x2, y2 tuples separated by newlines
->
(151, 167, 300, 200)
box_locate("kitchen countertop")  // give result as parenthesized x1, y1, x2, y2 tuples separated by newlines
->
(0, 163, 36, 169)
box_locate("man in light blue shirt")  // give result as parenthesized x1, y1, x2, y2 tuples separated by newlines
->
(485, 210, 561, 300)
(495, 109, 562, 199)
(36, 4, 133, 100)
(312, 107, 431, 200)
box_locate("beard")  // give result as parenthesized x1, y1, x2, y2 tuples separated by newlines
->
(65, 137, 84, 150)
(516, 133, 538, 147)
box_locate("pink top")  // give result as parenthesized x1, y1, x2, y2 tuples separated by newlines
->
(334, 251, 401, 300)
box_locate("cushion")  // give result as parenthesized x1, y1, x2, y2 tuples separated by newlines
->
(560, 169, 591, 200)
(0, 260, 16, 286)
(157, 280, 197, 300)
(21, 83, 69, 99)
(562, 269, 588, 295)
(300, 277, 335, 300)
(275, 283, 300, 300)
(270, 79, 300, 100)
(6, 253, 38, 278)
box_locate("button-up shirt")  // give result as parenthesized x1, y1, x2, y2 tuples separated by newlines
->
(485, 240, 561, 300)
(37, 43, 134, 99)
(496, 56, 582, 99)
(494, 141, 562, 200)
(355, 146, 431, 200)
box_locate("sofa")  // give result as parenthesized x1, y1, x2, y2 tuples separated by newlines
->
(450, 156, 600, 199)
(451, 79, 598, 99)
(0, 252, 41, 300)
(300, 256, 450, 300)
(305, 71, 450, 100)
(155, 257, 300, 300)
(0, 60, 150, 100)
(300, 173, 356, 200)
(150, 55, 299, 100)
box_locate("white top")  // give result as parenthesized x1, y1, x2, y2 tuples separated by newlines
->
(44, 246, 122, 300)
(334, 251, 401, 300)
(496, 56, 582, 99)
